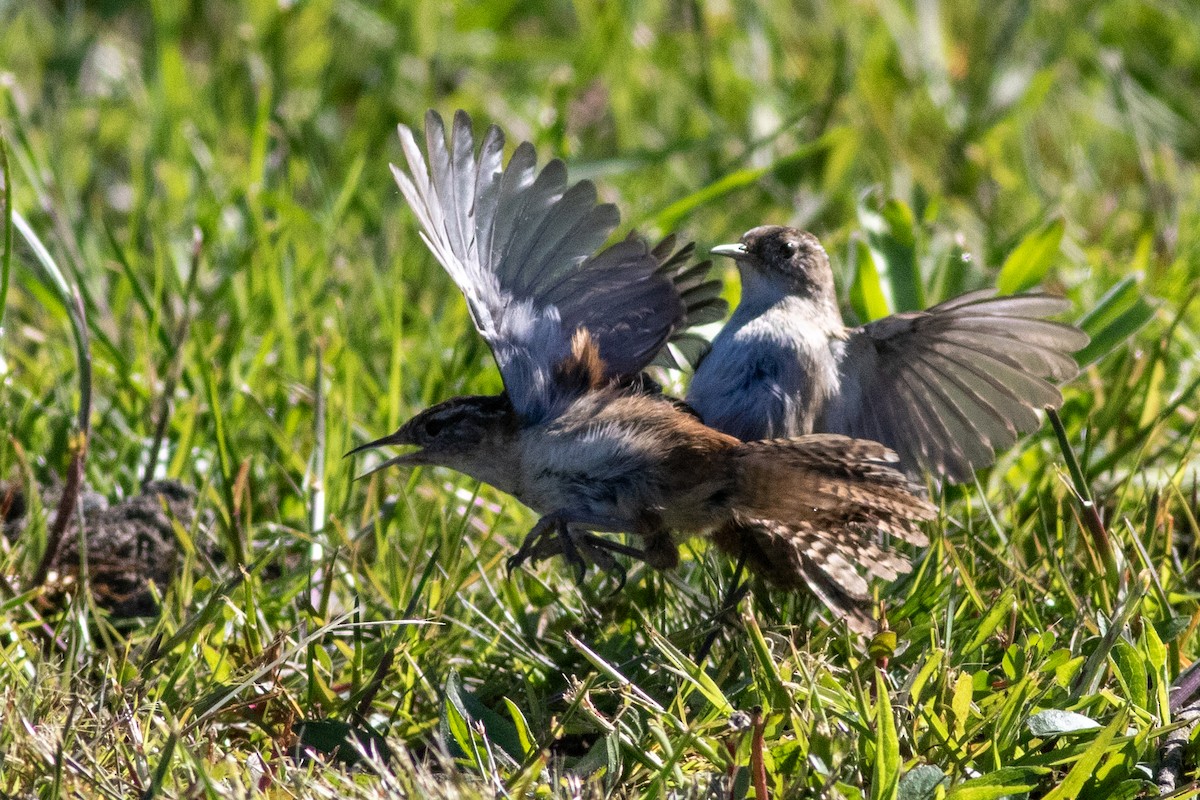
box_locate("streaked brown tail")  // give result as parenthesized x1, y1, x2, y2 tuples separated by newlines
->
(714, 435, 935, 632)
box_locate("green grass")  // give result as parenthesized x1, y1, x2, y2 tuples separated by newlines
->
(1, 0, 1198, 796)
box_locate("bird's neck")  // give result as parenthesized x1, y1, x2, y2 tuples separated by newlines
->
(467, 452, 522, 496)
(734, 269, 843, 333)
(435, 432, 523, 497)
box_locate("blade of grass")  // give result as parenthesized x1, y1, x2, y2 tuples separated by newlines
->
(0, 132, 12, 334)
(12, 210, 91, 587)
(142, 227, 202, 486)
(871, 668, 899, 800)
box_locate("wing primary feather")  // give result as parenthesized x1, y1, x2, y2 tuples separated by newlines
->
(922, 346, 1046, 430)
(929, 342, 1064, 408)
(909, 349, 1022, 444)
(651, 234, 678, 260)
(487, 141, 539, 277)
(446, 109, 478, 259)
(888, 368, 963, 477)
(520, 186, 616, 292)
(931, 292, 1071, 317)
(423, 110, 457, 254)
(902, 359, 1006, 467)
(501, 159, 570, 289)
(473, 124, 506, 273)
(933, 326, 1083, 380)
(391, 109, 720, 416)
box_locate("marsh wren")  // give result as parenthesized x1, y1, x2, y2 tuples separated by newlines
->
(688, 226, 1090, 482)
(349, 112, 935, 631)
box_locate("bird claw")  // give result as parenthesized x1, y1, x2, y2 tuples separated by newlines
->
(574, 535, 627, 593)
(602, 557, 628, 595)
(506, 515, 585, 579)
(506, 519, 641, 591)
(557, 523, 588, 584)
(506, 527, 544, 576)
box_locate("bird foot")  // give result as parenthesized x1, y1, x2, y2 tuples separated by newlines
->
(507, 519, 647, 591)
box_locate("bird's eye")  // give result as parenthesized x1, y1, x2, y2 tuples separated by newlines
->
(782, 240, 799, 257)
(423, 417, 446, 437)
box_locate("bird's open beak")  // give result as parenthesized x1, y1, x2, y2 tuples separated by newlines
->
(345, 429, 425, 478)
(710, 242, 748, 260)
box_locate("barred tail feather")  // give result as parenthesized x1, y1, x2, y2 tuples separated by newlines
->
(718, 434, 935, 631)
(730, 434, 935, 545)
(713, 520, 876, 633)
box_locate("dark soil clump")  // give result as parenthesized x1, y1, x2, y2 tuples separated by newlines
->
(3, 479, 203, 618)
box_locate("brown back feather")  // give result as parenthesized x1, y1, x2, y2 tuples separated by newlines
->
(553, 328, 609, 397)
(731, 435, 934, 543)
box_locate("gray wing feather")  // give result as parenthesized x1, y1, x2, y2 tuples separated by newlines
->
(394, 110, 695, 421)
(502, 161, 570, 287)
(472, 125, 505, 257)
(649, 238, 727, 369)
(485, 142, 537, 274)
(828, 291, 1088, 481)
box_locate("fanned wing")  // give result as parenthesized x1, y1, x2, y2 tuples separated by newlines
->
(824, 291, 1090, 482)
(392, 109, 694, 421)
(648, 236, 728, 370)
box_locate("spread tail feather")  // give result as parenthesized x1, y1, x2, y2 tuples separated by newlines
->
(716, 434, 935, 632)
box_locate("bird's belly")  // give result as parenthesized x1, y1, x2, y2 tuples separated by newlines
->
(658, 475, 730, 533)
(519, 436, 664, 532)
(692, 327, 837, 440)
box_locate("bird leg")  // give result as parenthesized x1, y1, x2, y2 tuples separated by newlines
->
(506, 513, 569, 577)
(506, 511, 656, 587)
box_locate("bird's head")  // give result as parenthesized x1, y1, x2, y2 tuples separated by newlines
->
(347, 394, 520, 488)
(712, 226, 835, 305)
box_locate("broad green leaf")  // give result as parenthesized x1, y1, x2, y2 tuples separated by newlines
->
(1026, 709, 1101, 737)
(1110, 640, 1148, 711)
(898, 765, 946, 800)
(502, 697, 535, 757)
(951, 672, 974, 740)
(571, 730, 623, 783)
(1153, 615, 1190, 644)
(1041, 709, 1128, 800)
(1055, 656, 1087, 689)
(996, 218, 1064, 294)
(944, 767, 1049, 800)
(859, 197, 923, 313)
(1100, 779, 1156, 800)
(961, 589, 1013, 655)
(1075, 275, 1156, 366)
(440, 669, 524, 765)
(851, 238, 893, 322)
(870, 668, 899, 800)
(908, 648, 944, 707)
(1141, 623, 1171, 720)
(441, 687, 476, 765)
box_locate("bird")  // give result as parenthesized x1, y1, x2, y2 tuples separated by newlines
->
(687, 226, 1091, 484)
(348, 111, 936, 631)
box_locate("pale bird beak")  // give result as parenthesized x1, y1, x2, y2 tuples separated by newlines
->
(710, 242, 748, 260)
(345, 429, 425, 479)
